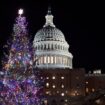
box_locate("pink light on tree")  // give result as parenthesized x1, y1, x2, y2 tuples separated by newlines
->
(0, 9, 44, 105)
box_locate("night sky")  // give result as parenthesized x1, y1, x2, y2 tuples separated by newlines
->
(0, 0, 104, 73)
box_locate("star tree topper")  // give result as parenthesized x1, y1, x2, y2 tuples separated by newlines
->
(18, 8, 24, 15)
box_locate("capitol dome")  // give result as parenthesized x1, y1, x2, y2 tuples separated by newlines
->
(35, 26, 65, 42)
(33, 7, 73, 69)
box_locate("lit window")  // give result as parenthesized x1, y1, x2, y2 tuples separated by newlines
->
(61, 93, 65, 96)
(40, 56, 43, 64)
(86, 81, 88, 84)
(86, 88, 89, 93)
(46, 77, 49, 79)
(58, 56, 60, 64)
(61, 76, 64, 79)
(41, 77, 43, 79)
(65, 99, 68, 102)
(93, 70, 101, 74)
(60, 57, 62, 64)
(52, 85, 56, 88)
(74, 91, 79, 96)
(52, 76, 55, 79)
(65, 57, 67, 65)
(61, 84, 64, 88)
(95, 99, 101, 104)
(54, 56, 57, 64)
(57, 91, 59, 93)
(44, 56, 47, 64)
(92, 88, 95, 92)
(44, 100, 48, 104)
(65, 91, 68, 93)
(46, 91, 49, 94)
(46, 83, 49, 87)
(51, 56, 53, 64)
(47, 56, 50, 63)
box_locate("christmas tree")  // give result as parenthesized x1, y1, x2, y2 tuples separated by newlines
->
(5, 9, 32, 74)
(0, 9, 44, 105)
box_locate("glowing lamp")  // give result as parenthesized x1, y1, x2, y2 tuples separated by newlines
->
(18, 9, 23, 15)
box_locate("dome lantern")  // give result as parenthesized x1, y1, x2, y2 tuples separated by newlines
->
(43, 6, 55, 27)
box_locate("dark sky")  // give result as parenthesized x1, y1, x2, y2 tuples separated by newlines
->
(0, 0, 104, 73)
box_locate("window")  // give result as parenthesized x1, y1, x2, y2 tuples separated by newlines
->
(61, 93, 65, 96)
(61, 84, 64, 88)
(52, 76, 55, 79)
(65, 99, 68, 102)
(86, 88, 89, 93)
(58, 56, 61, 64)
(61, 76, 64, 79)
(57, 91, 59, 93)
(41, 77, 43, 79)
(92, 88, 95, 92)
(65, 91, 68, 93)
(46, 77, 49, 79)
(51, 44, 53, 50)
(44, 100, 48, 105)
(46, 83, 49, 88)
(47, 56, 50, 63)
(46, 91, 49, 94)
(44, 44, 46, 50)
(52, 85, 56, 88)
(54, 56, 57, 64)
(44, 56, 47, 64)
(51, 56, 53, 64)
(40, 56, 43, 64)
(86, 81, 88, 84)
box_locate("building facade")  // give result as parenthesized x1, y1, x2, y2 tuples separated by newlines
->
(33, 7, 105, 105)
(85, 70, 105, 95)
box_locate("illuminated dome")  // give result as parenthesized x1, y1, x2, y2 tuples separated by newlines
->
(33, 7, 73, 69)
(35, 26, 65, 42)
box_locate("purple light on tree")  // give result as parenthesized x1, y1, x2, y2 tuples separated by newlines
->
(0, 9, 44, 105)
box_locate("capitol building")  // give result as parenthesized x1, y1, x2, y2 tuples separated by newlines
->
(33, 7, 105, 105)
(33, 7, 73, 69)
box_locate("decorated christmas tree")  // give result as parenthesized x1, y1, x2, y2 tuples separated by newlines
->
(5, 9, 32, 74)
(0, 9, 44, 105)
